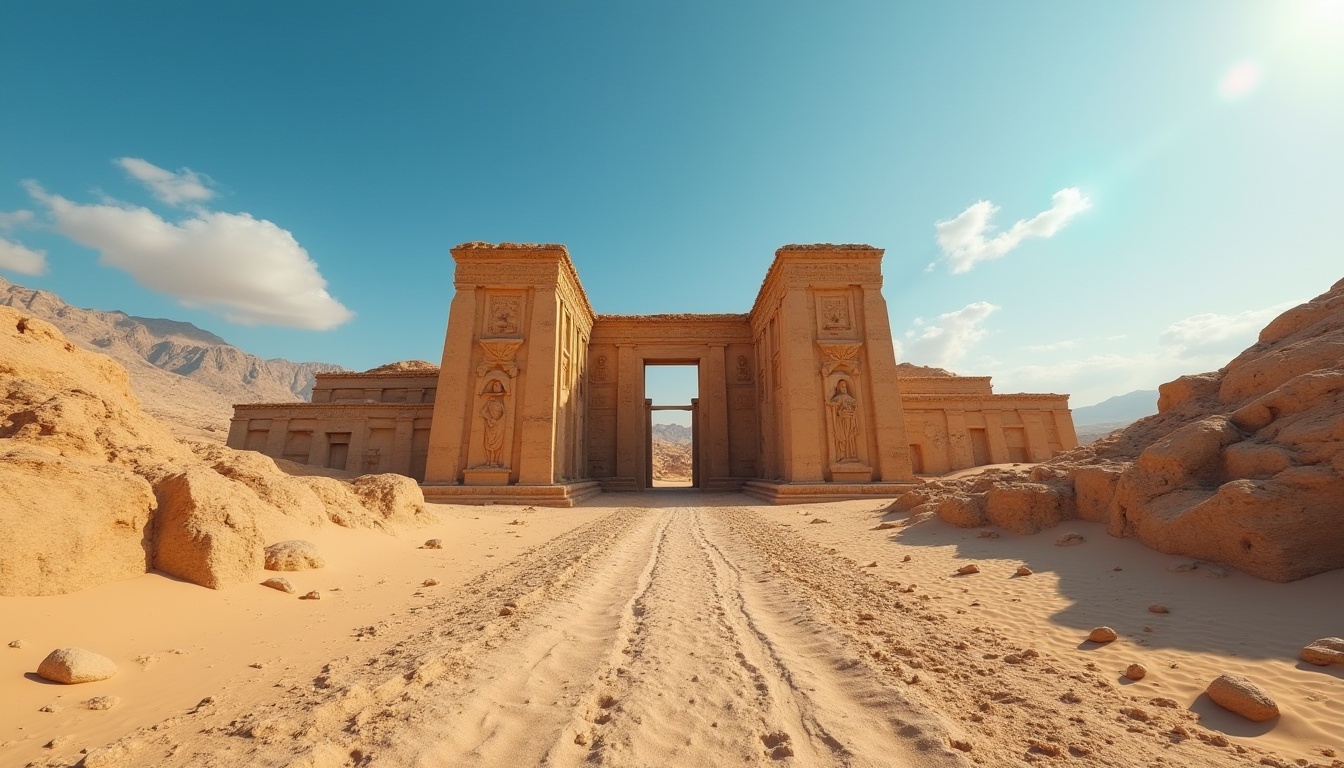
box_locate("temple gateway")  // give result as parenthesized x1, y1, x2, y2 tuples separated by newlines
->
(228, 243, 1078, 505)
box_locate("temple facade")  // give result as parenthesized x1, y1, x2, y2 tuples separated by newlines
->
(229, 242, 1078, 505)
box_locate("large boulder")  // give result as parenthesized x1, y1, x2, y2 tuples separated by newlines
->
(153, 468, 266, 589)
(36, 648, 118, 684)
(351, 474, 432, 526)
(264, 540, 325, 571)
(984, 483, 1070, 535)
(1206, 674, 1279, 722)
(299, 476, 392, 531)
(0, 450, 155, 596)
(191, 443, 327, 529)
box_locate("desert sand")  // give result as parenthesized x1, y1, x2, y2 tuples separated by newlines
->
(3, 489, 1341, 767)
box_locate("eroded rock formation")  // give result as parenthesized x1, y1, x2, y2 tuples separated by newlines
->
(0, 308, 433, 596)
(903, 276, 1344, 582)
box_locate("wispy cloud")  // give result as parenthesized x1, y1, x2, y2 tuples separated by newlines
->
(0, 209, 46, 275)
(27, 181, 353, 330)
(1024, 339, 1077, 353)
(935, 188, 1091, 273)
(897, 301, 998, 368)
(1157, 305, 1290, 357)
(0, 237, 47, 275)
(116, 157, 215, 206)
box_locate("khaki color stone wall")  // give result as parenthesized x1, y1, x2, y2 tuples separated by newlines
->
(229, 241, 1079, 504)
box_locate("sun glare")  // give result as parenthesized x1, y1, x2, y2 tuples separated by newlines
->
(1218, 59, 1264, 100)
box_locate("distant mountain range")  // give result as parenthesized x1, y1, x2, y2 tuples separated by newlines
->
(0, 277, 344, 441)
(1072, 390, 1158, 426)
(1072, 389, 1159, 444)
(651, 423, 692, 445)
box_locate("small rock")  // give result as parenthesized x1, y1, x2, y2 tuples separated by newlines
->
(864, 561, 878, 568)
(857, 611, 876, 621)
(1206, 673, 1279, 721)
(261, 577, 295, 593)
(1088, 627, 1118, 643)
(1148, 604, 1170, 614)
(1124, 663, 1147, 681)
(1203, 566, 1228, 579)
(1055, 532, 1086, 546)
(508, 519, 524, 525)
(1167, 561, 1199, 573)
(902, 554, 912, 562)
(1015, 566, 1033, 576)
(956, 564, 981, 575)
(1300, 637, 1344, 666)
(299, 590, 321, 600)
(44, 735, 72, 750)
(977, 530, 1000, 539)
(36, 648, 119, 684)
(808, 518, 830, 524)
(423, 578, 440, 587)
(39, 703, 63, 713)
(84, 696, 121, 710)
(424, 539, 443, 549)
(499, 606, 514, 616)
(8, 639, 25, 649)
(264, 540, 325, 571)
(875, 521, 899, 530)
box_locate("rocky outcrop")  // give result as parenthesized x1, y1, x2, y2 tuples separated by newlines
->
(0, 277, 342, 441)
(0, 307, 433, 596)
(264, 540, 325, 571)
(899, 276, 1344, 582)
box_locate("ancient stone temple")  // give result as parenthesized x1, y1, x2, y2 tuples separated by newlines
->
(229, 242, 1078, 505)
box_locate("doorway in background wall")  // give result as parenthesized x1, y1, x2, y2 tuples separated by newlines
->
(644, 363, 698, 489)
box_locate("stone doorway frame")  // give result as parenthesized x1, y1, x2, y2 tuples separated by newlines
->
(645, 399, 699, 489)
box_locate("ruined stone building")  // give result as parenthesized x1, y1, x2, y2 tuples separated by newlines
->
(229, 243, 1078, 505)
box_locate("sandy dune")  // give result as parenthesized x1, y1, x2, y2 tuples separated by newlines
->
(6, 492, 1340, 768)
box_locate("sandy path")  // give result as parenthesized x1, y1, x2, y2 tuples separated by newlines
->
(18, 494, 1332, 768)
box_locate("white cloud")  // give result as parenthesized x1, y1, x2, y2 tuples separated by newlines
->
(116, 157, 215, 206)
(0, 209, 35, 229)
(1157, 305, 1291, 357)
(935, 187, 1091, 273)
(27, 183, 353, 330)
(896, 301, 998, 367)
(0, 237, 47, 275)
(1024, 339, 1077, 353)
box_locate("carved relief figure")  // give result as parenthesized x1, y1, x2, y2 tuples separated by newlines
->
(828, 379, 861, 462)
(488, 299, 520, 336)
(594, 354, 609, 381)
(821, 297, 850, 330)
(480, 379, 507, 466)
(735, 354, 752, 382)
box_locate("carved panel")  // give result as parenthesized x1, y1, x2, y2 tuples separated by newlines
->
(733, 353, 753, 383)
(590, 385, 616, 410)
(485, 294, 523, 337)
(816, 293, 852, 333)
(476, 338, 523, 378)
(731, 390, 756, 411)
(817, 341, 863, 377)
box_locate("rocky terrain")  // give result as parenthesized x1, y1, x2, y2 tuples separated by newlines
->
(651, 439, 692, 482)
(897, 275, 1344, 582)
(0, 278, 342, 442)
(0, 307, 431, 597)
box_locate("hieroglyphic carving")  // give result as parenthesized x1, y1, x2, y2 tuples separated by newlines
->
(731, 391, 755, 410)
(593, 354, 609, 381)
(827, 378, 861, 463)
(735, 354, 752, 382)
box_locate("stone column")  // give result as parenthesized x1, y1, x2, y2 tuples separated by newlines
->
(777, 288, 824, 482)
(391, 415, 415, 475)
(860, 285, 914, 481)
(263, 417, 290, 457)
(518, 285, 559, 484)
(424, 287, 479, 484)
(984, 412, 1010, 464)
(1023, 411, 1052, 462)
(615, 344, 642, 485)
(346, 423, 368, 475)
(701, 343, 730, 482)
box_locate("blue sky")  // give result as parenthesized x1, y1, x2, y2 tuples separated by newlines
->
(1, 1, 1341, 411)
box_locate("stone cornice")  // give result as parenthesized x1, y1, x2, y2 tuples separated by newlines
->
(749, 244, 884, 328)
(902, 394, 1072, 405)
(315, 371, 439, 381)
(232, 402, 436, 413)
(594, 313, 749, 323)
(451, 242, 595, 323)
